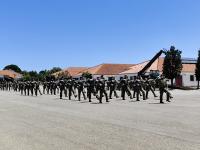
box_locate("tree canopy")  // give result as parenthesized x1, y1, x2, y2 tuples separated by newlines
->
(3, 64, 22, 73)
(162, 46, 183, 87)
(195, 50, 200, 89)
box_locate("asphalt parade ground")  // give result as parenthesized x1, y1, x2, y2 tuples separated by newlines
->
(0, 90, 200, 150)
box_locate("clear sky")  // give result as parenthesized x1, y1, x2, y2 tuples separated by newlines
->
(0, 0, 200, 71)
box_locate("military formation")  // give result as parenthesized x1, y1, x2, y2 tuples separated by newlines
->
(0, 75, 173, 104)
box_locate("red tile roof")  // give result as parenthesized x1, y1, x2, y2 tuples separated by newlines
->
(120, 57, 196, 74)
(0, 70, 23, 79)
(182, 64, 196, 72)
(53, 67, 88, 77)
(79, 64, 134, 75)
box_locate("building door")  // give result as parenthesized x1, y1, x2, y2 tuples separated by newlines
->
(176, 75, 182, 87)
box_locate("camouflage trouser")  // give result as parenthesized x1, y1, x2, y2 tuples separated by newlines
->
(140, 88, 146, 100)
(109, 88, 118, 99)
(121, 87, 132, 100)
(146, 87, 157, 99)
(159, 88, 171, 103)
(99, 89, 109, 103)
(78, 88, 86, 101)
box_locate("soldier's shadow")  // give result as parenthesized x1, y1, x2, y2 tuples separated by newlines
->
(79, 101, 90, 103)
(129, 100, 140, 103)
(53, 98, 62, 100)
(90, 102, 109, 104)
(149, 102, 168, 104)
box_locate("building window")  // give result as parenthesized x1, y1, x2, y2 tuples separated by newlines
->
(190, 75, 194, 81)
(130, 76, 134, 80)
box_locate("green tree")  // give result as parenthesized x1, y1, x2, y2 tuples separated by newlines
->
(3, 64, 22, 73)
(28, 71, 38, 79)
(49, 67, 62, 74)
(82, 72, 92, 79)
(195, 50, 200, 89)
(21, 70, 30, 81)
(38, 70, 50, 81)
(163, 46, 183, 87)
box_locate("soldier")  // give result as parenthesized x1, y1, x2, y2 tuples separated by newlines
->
(46, 81, 50, 94)
(129, 78, 137, 98)
(157, 76, 173, 103)
(97, 75, 109, 103)
(52, 80, 57, 95)
(64, 79, 68, 97)
(19, 81, 24, 95)
(43, 81, 47, 94)
(86, 77, 96, 102)
(108, 77, 119, 99)
(35, 81, 42, 96)
(134, 79, 142, 101)
(139, 78, 147, 100)
(59, 79, 65, 99)
(26, 81, 30, 96)
(30, 81, 35, 96)
(66, 77, 77, 100)
(76, 77, 86, 101)
(120, 75, 132, 100)
(145, 78, 157, 99)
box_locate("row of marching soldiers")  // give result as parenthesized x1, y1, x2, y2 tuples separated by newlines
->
(0, 80, 42, 96)
(0, 75, 173, 104)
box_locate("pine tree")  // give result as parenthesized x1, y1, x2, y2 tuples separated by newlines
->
(163, 46, 183, 87)
(195, 50, 200, 89)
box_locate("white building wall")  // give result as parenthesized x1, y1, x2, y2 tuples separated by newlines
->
(181, 73, 197, 87)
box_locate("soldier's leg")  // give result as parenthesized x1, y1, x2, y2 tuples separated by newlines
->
(64, 89, 67, 97)
(51, 88, 53, 95)
(31, 89, 34, 96)
(82, 90, 86, 100)
(114, 90, 119, 98)
(133, 90, 136, 98)
(21, 88, 23, 95)
(109, 90, 113, 99)
(160, 89, 164, 103)
(60, 89, 63, 99)
(35, 89, 38, 96)
(54, 88, 56, 95)
(103, 90, 109, 102)
(47, 88, 49, 94)
(39, 88, 42, 95)
(150, 87, 157, 97)
(136, 91, 140, 101)
(43, 87, 45, 94)
(57, 88, 59, 94)
(126, 88, 132, 99)
(163, 89, 172, 102)
(146, 89, 149, 99)
(88, 91, 92, 102)
(78, 89, 81, 101)
(121, 88, 125, 100)
(99, 90, 103, 103)
(141, 89, 146, 100)
(69, 88, 72, 100)
(73, 88, 77, 98)
(24, 89, 26, 96)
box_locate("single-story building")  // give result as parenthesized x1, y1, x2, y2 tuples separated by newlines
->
(52, 67, 88, 78)
(119, 57, 197, 87)
(75, 63, 134, 80)
(0, 70, 23, 80)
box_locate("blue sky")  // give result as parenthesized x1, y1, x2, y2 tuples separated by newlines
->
(0, 0, 200, 71)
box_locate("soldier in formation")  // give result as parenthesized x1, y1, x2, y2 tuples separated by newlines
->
(0, 74, 173, 104)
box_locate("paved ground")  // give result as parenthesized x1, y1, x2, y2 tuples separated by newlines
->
(0, 90, 200, 150)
